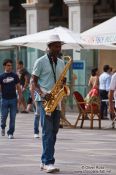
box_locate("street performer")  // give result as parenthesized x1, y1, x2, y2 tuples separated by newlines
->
(32, 35, 65, 173)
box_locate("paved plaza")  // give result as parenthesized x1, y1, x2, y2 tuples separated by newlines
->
(0, 112, 116, 175)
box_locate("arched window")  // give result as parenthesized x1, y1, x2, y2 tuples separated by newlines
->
(49, 0, 68, 26)
(10, 0, 26, 26)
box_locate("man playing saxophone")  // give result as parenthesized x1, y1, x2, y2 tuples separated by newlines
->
(32, 34, 66, 173)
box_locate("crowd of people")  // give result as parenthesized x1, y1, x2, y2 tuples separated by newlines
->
(87, 65, 116, 121)
(0, 34, 116, 173)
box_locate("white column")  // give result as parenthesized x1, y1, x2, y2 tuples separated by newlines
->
(22, 0, 51, 34)
(0, 0, 10, 40)
(22, 1, 51, 72)
(64, 0, 97, 96)
(64, 0, 96, 61)
(63, 0, 97, 61)
(64, 0, 97, 32)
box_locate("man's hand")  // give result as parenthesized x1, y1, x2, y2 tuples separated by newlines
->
(44, 93, 52, 101)
(62, 77, 66, 85)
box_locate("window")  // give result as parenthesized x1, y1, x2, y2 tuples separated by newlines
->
(10, 0, 26, 26)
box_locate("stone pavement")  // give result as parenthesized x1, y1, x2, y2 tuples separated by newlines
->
(0, 112, 116, 175)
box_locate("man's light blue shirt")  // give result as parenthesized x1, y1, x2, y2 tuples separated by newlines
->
(99, 72, 111, 91)
(32, 54, 65, 101)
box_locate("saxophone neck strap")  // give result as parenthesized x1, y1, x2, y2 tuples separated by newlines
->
(47, 54, 57, 83)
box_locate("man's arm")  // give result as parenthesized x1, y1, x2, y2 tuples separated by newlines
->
(30, 79, 35, 102)
(31, 75, 43, 96)
(32, 75, 51, 100)
(16, 83, 22, 104)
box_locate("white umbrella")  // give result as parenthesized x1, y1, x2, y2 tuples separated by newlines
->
(81, 16, 116, 45)
(79, 43, 116, 50)
(0, 26, 82, 51)
(1, 25, 116, 51)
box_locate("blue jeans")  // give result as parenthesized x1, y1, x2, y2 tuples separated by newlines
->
(1, 98, 17, 135)
(37, 101, 61, 165)
(34, 103, 40, 134)
(99, 90, 108, 118)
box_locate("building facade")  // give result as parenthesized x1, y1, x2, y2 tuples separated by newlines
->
(1, 0, 116, 38)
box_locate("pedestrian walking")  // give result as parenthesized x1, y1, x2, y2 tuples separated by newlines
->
(0, 59, 22, 139)
(16, 60, 30, 113)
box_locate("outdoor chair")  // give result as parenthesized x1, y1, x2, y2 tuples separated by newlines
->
(73, 91, 101, 129)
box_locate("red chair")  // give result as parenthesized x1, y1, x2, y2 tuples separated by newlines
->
(73, 91, 101, 129)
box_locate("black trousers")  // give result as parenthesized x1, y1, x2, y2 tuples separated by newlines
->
(99, 90, 108, 118)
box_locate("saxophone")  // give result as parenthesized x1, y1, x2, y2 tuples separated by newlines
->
(43, 56, 72, 113)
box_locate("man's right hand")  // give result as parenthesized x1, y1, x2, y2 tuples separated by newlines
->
(44, 93, 52, 101)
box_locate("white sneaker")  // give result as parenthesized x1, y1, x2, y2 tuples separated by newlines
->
(40, 163, 44, 170)
(34, 134, 39, 138)
(42, 164, 60, 173)
(8, 135, 14, 139)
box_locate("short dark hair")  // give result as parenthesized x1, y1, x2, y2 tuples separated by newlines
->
(18, 60, 23, 65)
(91, 68, 98, 76)
(103, 65, 110, 72)
(3, 59, 13, 66)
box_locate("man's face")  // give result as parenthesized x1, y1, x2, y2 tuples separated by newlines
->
(48, 42, 62, 56)
(17, 63, 23, 70)
(4, 62, 13, 72)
